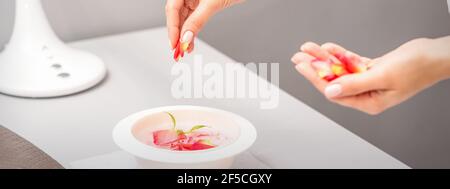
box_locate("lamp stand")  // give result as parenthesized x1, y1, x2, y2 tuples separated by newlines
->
(0, 0, 107, 98)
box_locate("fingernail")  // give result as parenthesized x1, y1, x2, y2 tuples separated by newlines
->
(291, 55, 299, 63)
(181, 31, 194, 43)
(325, 84, 342, 98)
(181, 31, 194, 52)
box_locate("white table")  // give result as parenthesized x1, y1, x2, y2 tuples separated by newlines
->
(0, 27, 409, 169)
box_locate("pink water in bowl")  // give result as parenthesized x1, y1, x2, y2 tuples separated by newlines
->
(131, 110, 240, 152)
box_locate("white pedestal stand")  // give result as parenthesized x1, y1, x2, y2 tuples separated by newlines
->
(0, 0, 107, 98)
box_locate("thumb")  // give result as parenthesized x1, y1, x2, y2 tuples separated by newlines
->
(324, 64, 386, 98)
(180, 3, 218, 43)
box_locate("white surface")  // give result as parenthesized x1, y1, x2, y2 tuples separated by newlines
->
(0, 27, 409, 169)
(448, 0, 450, 13)
(69, 150, 270, 169)
(113, 106, 257, 169)
(0, 0, 106, 98)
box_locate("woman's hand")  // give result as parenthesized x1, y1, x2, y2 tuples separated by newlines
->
(166, 0, 243, 52)
(291, 37, 450, 115)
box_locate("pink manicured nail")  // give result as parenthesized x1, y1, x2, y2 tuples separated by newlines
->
(181, 31, 194, 43)
(181, 31, 194, 52)
(325, 84, 342, 98)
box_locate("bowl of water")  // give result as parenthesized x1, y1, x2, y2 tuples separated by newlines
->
(112, 105, 257, 169)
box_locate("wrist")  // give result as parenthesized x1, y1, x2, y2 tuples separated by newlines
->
(439, 38, 450, 80)
(441, 57, 450, 80)
(425, 37, 450, 81)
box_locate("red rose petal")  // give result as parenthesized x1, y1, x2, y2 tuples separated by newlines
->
(336, 53, 367, 73)
(181, 141, 215, 151)
(323, 74, 339, 82)
(191, 142, 215, 150)
(153, 130, 179, 145)
(311, 59, 337, 81)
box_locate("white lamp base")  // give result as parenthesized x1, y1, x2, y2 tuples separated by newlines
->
(0, 0, 107, 98)
(0, 45, 107, 98)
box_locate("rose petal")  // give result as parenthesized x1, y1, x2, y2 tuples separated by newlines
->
(336, 53, 367, 73)
(153, 130, 179, 145)
(311, 60, 338, 81)
(182, 141, 215, 151)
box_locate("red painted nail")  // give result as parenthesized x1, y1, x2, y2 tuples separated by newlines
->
(173, 42, 181, 62)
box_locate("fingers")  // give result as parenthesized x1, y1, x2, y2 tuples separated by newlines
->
(321, 43, 363, 60)
(296, 41, 382, 98)
(180, 6, 190, 24)
(330, 92, 387, 115)
(181, 2, 217, 39)
(296, 42, 390, 115)
(321, 43, 348, 57)
(322, 43, 367, 69)
(324, 66, 386, 98)
(291, 52, 315, 65)
(295, 62, 328, 93)
(296, 61, 387, 116)
(185, 0, 198, 10)
(178, 1, 221, 53)
(291, 52, 327, 92)
(166, 0, 184, 49)
(167, 0, 242, 53)
(300, 42, 332, 61)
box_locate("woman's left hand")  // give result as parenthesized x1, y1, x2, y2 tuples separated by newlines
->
(291, 37, 450, 115)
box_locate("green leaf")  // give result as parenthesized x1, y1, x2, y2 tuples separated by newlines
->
(165, 112, 177, 130)
(176, 129, 185, 135)
(186, 125, 208, 134)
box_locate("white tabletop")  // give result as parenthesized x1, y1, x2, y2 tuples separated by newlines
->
(0, 27, 408, 169)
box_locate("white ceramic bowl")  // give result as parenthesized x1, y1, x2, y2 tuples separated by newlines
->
(112, 106, 257, 169)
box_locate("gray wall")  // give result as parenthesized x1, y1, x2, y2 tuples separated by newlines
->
(0, 0, 166, 45)
(1, 0, 450, 168)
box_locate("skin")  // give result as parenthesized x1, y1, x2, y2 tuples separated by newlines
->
(165, 0, 243, 51)
(292, 37, 450, 115)
(165, 0, 450, 115)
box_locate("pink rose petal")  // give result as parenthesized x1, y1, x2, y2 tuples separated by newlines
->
(152, 130, 179, 145)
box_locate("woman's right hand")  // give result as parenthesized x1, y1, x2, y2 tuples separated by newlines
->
(166, 0, 243, 52)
